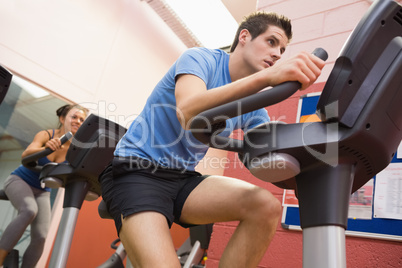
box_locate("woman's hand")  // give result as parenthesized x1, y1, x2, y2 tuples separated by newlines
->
(44, 138, 63, 151)
(21, 130, 62, 158)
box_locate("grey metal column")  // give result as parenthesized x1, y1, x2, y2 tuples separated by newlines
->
(296, 164, 354, 268)
(49, 180, 90, 267)
(303, 226, 346, 268)
(49, 207, 80, 268)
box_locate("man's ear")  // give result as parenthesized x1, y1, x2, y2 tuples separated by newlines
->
(238, 29, 250, 46)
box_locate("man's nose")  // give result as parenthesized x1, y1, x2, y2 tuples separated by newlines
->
(272, 48, 281, 61)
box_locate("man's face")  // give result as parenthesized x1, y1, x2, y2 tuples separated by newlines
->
(242, 25, 289, 74)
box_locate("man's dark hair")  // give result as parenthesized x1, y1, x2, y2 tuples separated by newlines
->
(230, 12, 292, 53)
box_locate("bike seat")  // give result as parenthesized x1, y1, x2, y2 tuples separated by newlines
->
(242, 121, 301, 183)
(247, 152, 300, 183)
(98, 199, 113, 219)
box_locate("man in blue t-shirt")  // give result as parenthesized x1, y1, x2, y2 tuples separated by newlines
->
(99, 11, 325, 267)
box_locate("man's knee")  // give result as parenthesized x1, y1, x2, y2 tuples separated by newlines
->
(245, 187, 281, 220)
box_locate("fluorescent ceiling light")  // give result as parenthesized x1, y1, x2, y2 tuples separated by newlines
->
(164, 0, 238, 49)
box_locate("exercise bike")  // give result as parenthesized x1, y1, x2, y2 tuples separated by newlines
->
(1, 114, 127, 268)
(0, 132, 73, 267)
(0, 191, 20, 268)
(0, 64, 12, 105)
(0, 64, 15, 267)
(189, 0, 401, 267)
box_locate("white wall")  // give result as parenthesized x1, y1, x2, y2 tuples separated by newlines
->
(0, 0, 187, 128)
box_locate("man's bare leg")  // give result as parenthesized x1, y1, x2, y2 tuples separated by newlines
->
(119, 211, 181, 268)
(180, 176, 282, 268)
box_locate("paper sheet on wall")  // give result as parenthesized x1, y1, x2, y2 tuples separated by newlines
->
(374, 163, 402, 220)
(348, 179, 373, 220)
(282, 179, 374, 220)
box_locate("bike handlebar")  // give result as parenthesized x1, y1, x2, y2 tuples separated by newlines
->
(189, 48, 328, 151)
(22, 131, 73, 172)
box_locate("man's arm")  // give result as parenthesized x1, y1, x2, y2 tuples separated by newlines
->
(175, 52, 324, 130)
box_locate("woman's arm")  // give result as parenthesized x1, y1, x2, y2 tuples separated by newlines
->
(21, 130, 62, 158)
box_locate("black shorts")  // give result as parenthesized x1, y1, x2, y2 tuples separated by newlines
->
(98, 156, 208, 235)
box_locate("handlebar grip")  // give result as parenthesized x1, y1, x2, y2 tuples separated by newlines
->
(59, 131, 73, 144)
(312, 47, 329, 61)
(22, 131, 73, 170)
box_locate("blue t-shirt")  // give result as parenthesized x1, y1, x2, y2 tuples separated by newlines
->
(114, 47, 270, 171)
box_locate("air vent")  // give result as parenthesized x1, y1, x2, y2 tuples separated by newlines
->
(394, 8, 402, 25)
(340, 145, 373, 176)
